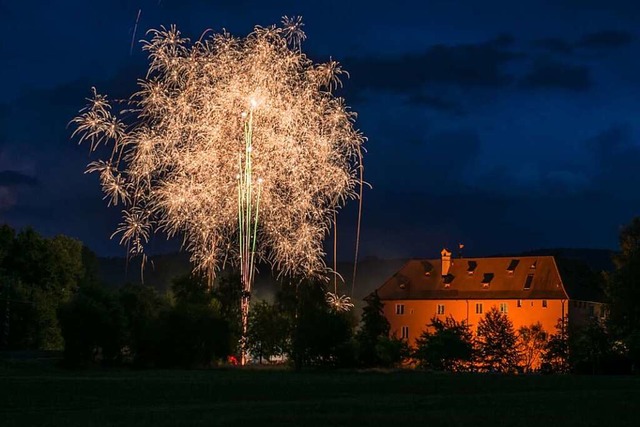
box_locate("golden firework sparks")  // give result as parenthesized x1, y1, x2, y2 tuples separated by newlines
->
(72, 17, 365, 363)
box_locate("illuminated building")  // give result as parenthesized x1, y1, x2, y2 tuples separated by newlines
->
(377, 249, 606, 346)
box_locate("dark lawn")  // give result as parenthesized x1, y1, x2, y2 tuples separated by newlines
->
(1, 363, 639, 426)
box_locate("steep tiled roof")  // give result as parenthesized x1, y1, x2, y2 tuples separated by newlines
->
(377, 256, 570, 301)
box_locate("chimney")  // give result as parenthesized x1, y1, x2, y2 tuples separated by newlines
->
(441, 248, 452, 276)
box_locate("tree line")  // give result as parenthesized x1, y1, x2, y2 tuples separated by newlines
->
(357, 297, 620, 374)
(2, 217, 640, 373)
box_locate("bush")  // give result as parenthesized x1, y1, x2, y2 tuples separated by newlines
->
(118, 284, 168, 367)
(413, 316, 474, 372)
(58, 286, 126, 366)
(375, 336, 410, 368)
(149, 303, 232, 368)
(247, 300, 290, 363)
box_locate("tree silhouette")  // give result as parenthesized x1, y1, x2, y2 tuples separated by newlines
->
(517, 322, 548, 372)
(476, 307, 519, 373)
(542, 316, 569, 373)
(606, 216, 640, 368)
(356, 291, 390, 367)
(414, 316, 474, 371)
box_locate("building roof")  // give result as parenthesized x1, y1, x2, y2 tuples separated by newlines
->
(377, 256, 572, 301)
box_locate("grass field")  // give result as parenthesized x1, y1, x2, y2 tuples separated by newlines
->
(1, 362, 639, 426)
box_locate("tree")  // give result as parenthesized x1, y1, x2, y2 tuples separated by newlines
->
(170, 273, 212, 306)
(118, 284, 168, 366)
(150, 303, 232, 368)
(606, 217, 640, 369)
(570, 318, 629, 374)
(413, 316, 474, 371)
(476, 307, 519, 373)
(58, 285, 127, 366)
(247, 299, 290, 363)
(1, 226, 87, 350)
(277, 280, 354, 369)
(355, 291, 390, 367)
(517, 322, 548, 373)
(0, 224, 15, 265)
(375, 335, 411, 368)
(211, 271, 242, 350)
(542, 316, 569, 373)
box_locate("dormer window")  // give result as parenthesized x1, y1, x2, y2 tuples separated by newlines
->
(530, 261, 537, 269)
(524, 274, 534, 290)
(506, 259, 519, 275)
(467, 261, 477, 276)
(399, 283, 406, 289)
(443, 274, 454, 288)
(482, 273, 494, 288)
(421, 261, 433, 277)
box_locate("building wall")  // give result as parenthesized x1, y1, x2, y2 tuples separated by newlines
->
(568, 300, 607, 329)
(383, 298, 566, 346)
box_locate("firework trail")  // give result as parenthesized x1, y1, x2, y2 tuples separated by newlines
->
(130, 9, 142, 56)
(72, 17, 365, 362)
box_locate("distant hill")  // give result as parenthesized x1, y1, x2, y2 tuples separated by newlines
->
(96, 253, 405, 310)
(502, 248, 616, 272)
(98, 252, 193, 291)
(97, 247, 615, 308)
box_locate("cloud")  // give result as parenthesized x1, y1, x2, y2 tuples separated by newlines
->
(406, 93, 463, 114)
(577, 30, 634, 50)
(357, 185, 623, 260)
(584, 124, 640, 194)
(532, 30, 633, 58)
(556, 0, 640, 19)
(586, 124, 631, 157)
(0, 170, 38, 187)
(344, 36, 521, 94)
(532, 38, 574, 54)
(0, 171, 38, 211)
(521, 59, 591, 91)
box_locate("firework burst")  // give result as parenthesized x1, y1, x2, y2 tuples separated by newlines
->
(326, 292, 355, 312)
(72, 18, 365, 363)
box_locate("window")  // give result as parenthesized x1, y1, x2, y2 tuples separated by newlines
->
(500, 303, 508, 313)
(482, 273, 494, 288)
(443, 274, 454, 288)
(517, 299, 522, 308)
(401, 326, 409, 340)
(589, 304, 595, 316)
(475, 303, 483, 314)
(542, 299, 547, 308)
(395, 304, 405, 315)
(506, 259, 519, 274)
(437, 304, 445, 315)
(524, 274, 534, 290)
(467, 261, 477, 275)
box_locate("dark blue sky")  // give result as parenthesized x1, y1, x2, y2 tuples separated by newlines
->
(1, 0, 640, 259)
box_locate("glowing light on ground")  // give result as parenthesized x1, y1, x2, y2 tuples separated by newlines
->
(72, 17, 365, 364)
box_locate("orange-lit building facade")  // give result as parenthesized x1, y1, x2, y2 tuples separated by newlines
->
(377, 250, 606, 346)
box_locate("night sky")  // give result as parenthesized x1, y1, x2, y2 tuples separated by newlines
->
(1, 0, 640, 260)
